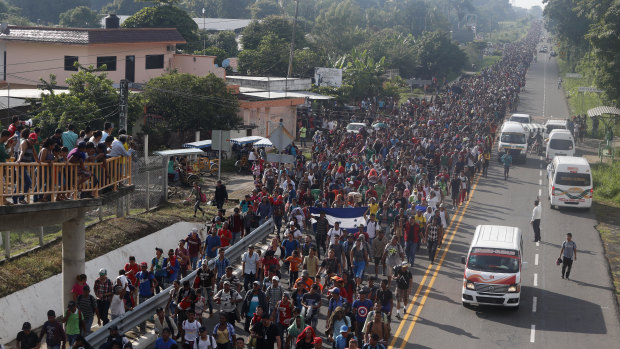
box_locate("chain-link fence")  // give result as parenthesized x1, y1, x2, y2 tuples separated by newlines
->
(1, 153, 165, 262)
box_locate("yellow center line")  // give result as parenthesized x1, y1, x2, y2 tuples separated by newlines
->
(388, 199, 465, 347)
(396, 174, 482, 348)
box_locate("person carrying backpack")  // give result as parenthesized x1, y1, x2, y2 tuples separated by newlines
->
(187, 182, 206, 218)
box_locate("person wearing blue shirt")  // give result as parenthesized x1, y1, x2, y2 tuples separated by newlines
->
(334, 325, 356, 349)
(205, 230, 221, 259)
(136, 262, 157, 301)
(352, 289, 373, 339)
(281, 234, 299, 257)
(154, 328, 176, 349)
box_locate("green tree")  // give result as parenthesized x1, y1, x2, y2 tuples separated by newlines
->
(32, 69, 119, 136)
(293, 49, 323, 78)
(543, 0, 591, 69)
(195, 0, 252, 18)
(241, 16, 304, 51)
(0, 0, 31, 25)
(7, 0, 88, 24)
(336, 49, 386, 101)
(313, 0, 368, 57)
(414, 31, 467, 79)
(103, 0, 153, 14)
(59, 6, 99, 28)
(238, 33, 289, 76)
(195, 46, 227, 66)
(585, 1, 620, 103)
(212, 31, 238, 57)
(122, 4, 199, 47)
(357, 29, 418, 78)
(250, 0, 282, 19)
(142, 72, 241, 133)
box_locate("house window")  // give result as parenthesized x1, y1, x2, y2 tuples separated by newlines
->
(96, 56, 117, 71)
(145, 54, 164, 69)
(64, 56, 79, 71)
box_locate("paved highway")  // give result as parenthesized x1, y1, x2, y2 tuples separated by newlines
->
(386, 49, 620, 348)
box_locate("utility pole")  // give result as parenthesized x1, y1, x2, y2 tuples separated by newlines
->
(202, 8, 206, 52)
(285, 0, 300, 96)
(119, 79, 128, 131)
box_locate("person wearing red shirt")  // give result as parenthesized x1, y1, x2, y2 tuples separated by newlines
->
(261, 250, 280, 278)
(124, 256, 140, 286)
(218, 222, 233, 247)
(403, 216, 421, 265)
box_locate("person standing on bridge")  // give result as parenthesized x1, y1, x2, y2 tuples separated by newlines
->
(530, 200, 542, 242)
(559, 233, 577, 280)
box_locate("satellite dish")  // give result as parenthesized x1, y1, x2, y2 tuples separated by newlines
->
(222, 59, 230, 68)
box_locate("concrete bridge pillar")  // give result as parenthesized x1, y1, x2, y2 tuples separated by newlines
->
(62, 211, 86, 309)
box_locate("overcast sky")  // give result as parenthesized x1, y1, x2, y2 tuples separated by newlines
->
(514, 0, 545, 9)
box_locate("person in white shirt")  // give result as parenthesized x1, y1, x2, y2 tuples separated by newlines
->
(327, 221, 343, 245)
(241, 246, 260, 291)
(181, 312, 201, 346)
(530, 199, 542, 242)
(363, 213, 378, 241)
(214, 281, 242, 325)
(110, 286, 126, 320)
(108, 135, 134, 158)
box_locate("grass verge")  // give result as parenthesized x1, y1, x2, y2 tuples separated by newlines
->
(0, 202, 219, 298)
(591, 162, 620, 207)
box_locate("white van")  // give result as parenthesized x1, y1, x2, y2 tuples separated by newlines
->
(509, 113, 531, 124)
(546, 129, 575, 161)
(461, 225, 523, 310)
(544, 119, 568, 138)
(497, 121, 528, 162)
(547, 156, 593, 209)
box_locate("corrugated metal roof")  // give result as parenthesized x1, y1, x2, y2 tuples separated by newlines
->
(0, 26, 185, 45)
(587, 106, 620, 117)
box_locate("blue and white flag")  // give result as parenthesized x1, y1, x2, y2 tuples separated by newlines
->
(309, 207, 368, 233)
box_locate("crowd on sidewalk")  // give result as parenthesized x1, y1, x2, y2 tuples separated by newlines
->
(11, 22, 543, 349)
(1, 120, 134, 204)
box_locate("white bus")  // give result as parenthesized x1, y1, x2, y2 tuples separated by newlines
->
(547, 156, 593, 209)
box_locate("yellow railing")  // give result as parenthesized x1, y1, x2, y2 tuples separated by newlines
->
(0, 156, 131, 206)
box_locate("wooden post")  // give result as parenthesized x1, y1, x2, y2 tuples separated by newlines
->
(145, 134, 150, 211)
(3, 231, 9, 259)
(38, 226, 44, 246)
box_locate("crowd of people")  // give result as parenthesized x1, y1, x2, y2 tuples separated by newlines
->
(0, 120, 134, 205)
(11, 22, 542, 349)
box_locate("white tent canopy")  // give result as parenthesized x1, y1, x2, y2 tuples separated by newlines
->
(182, 140, 212, 149)
(587, 106, 620, 118)
(228, 136, 265, 145)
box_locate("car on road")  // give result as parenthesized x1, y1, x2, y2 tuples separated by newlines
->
(540, 46, 548, 53)
(509, 113, 531, 124)
(550, 50, 557, 57)
(547, 156, 592, 209)
(544, 119, 569, 138)
(498, 121, 528, 162)
(346, 122, 367, 134)
(545, 129, 575, 161)
(461, 225, 524, 310)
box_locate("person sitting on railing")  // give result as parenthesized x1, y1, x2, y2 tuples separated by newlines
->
(67, 142, 91, 199)
(13, 129, 39, 204)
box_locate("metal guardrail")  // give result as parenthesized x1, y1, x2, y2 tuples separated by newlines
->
(85, 218, 275, 348)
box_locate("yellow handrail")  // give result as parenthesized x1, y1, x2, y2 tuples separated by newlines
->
(0, 156, 132, 206)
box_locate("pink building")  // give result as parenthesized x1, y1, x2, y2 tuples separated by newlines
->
(0, 26, 225, 86)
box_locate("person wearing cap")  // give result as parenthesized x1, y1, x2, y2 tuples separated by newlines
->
(194, 260, 215, 316)
(363, 333, 385, 349)
(301, 283, 321, 328)
(220, 265, 241, 292)
(193, 326, 216, 349)
(352, 288, 373, 340)
(16, 322, 40, 349)
(265, 276, 284, 315)
(394, 262, 412, 318)
(154, 328, 177, 349)
(362, 210, 379, 242)
(39, 310, 66, 349)
(94, 268, 114, 325)
(334, 325, 356, 349)
(214, 280, 242, 325)
(327, 221, 343, 245)
(381, 235, 404, 288)
(350, 236, 370, 285)
(241, 281, 268, 332)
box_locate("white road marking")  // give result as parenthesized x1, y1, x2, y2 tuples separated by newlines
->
(536, 241, 540, 247)
(534, 273, 538, 287)
(539, 163, 542, 169)
(539, 179, 542, 186)
(535, 254, 539, 265)
(539, 155, 543, 161)
(531, 325, 536, 343)
(538, 189, 542, 197)
(532, 297, 538, 313)
(543, 54, 547, 117)
(539, 170, 542, 177)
